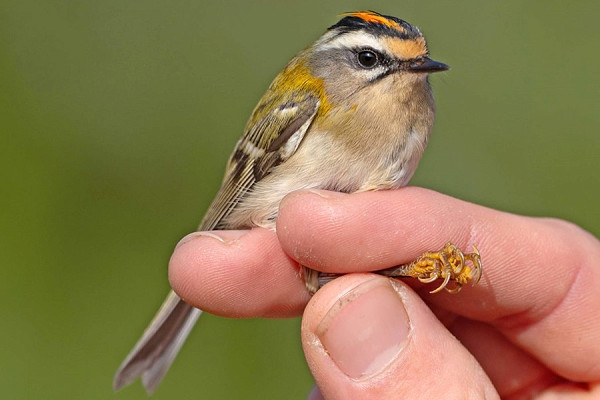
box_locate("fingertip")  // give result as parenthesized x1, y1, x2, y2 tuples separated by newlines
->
(301, 274, 497, 399)
(313, 276, 411, 379)
(168, 228, 309, 318)
(278, 189, 350, 270)
(168, 230, 247, 307)
(278, 189, 347, 236)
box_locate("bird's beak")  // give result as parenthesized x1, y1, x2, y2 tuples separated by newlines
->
(408, 57, 449, 73)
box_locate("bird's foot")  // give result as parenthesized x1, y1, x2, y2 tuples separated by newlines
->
(378, 242, 482, 293)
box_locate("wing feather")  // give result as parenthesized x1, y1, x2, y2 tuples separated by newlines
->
(199, 94, 320, 231)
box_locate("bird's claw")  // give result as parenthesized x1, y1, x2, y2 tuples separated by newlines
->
(377, 242, 481, 293)
(412, 242, 481, 293)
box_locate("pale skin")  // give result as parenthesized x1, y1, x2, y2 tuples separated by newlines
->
(169, 187, 600, 399)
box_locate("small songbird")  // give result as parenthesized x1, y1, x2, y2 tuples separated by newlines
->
(114, 11, 481, 393)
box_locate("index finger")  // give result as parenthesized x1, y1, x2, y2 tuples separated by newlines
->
(276, 187, 600, 382)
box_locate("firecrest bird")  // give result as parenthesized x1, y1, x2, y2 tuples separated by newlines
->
(114, 11, 482, 393)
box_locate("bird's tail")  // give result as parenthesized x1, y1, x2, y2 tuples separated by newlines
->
(113, 290, 202, 393)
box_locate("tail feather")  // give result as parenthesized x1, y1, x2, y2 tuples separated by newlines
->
(113, 291, 202, 393)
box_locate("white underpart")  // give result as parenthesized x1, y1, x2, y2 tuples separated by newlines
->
(391, 128, 425, 185)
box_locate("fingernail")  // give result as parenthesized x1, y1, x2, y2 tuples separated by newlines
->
(307, 189, 349, 199)
(307, 189, 330, 198)
(316, 278, 410, 380)
(175, 230, 248, 249)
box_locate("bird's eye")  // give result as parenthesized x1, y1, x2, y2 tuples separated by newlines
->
(357, 50, 378, 68)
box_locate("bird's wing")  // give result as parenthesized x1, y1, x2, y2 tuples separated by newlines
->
(199, 93, 320, 230)
(113, 92, 320, 393)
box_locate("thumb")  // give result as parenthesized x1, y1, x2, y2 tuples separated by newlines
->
(301, 274, 498, 400)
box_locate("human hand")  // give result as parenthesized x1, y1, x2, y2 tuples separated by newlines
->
(169, 187, 600, 399)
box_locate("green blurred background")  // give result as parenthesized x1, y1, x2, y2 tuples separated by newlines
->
(1, 0, 598, 399)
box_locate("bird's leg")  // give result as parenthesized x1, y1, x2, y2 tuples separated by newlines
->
(302, 242, 481, 294)
(301, 266, 320, 294)
(301, 266, 342, 295)
(377, 242, 482, 293)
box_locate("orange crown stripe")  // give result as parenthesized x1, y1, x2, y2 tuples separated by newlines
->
(340, 11, 404, 32)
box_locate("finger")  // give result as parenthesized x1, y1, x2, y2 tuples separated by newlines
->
(168, 229, 310, 318)
(301, 274, 498, 399)
(535, 383, 600, 399)
(279, 187, 600, 382)
(445, 315, 559, 398)
(277, 187, 479, 271)
(448, 317, 600, 399)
